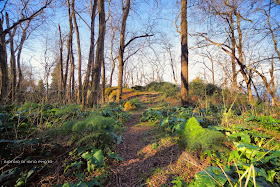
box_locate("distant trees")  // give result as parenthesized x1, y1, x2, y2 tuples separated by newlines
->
(0, 0, 278, 108)
(0, 0, 51, 104)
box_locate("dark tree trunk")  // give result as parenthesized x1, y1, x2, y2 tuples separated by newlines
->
(90, 0, 106, 106)
(82, 0, 97, 108)
(6, 13, 17, 103)
(0, 19, 8, 104)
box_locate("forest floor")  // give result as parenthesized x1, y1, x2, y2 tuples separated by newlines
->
(105, 94, 205, 187)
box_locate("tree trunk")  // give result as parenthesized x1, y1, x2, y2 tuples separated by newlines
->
(168, 47, 178, 86)
(6, 13, 17, 103)
(90, 0, 106, 106)
(117, 0, 130, 102)
(58, 25, 64, 101)
(71, 0, 82, 104)
(181, 0, 189, 106)
(16, 20, 31, 102)
(109, 29, 116, 87)
(0, 19, 9, 104)
(101, 58, 105, 103)
(67, 0, 74, 103)
(235, 10, 254, 103)
(82, 0, 97, 108)
(229, 2, 237, 92)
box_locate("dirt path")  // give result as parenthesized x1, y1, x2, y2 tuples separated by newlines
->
(105, 107, 187, 186)
(104, 94, 201, 186)
(106, 108, 152, 186)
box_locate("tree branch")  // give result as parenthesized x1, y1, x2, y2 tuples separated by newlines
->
(124, 34, 153, 49)
(2, 0, 52, 36)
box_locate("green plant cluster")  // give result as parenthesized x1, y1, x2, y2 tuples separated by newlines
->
(133, 81, 179, 97)
(99, 105, 130, 123)
(57, 146, 123, 187)
(246, 115, 280, 131)
(58, 115, 121, 149)
(189, 77, 221, 96)
(176, 117, 225, 151)
(191, 125, 280, 186)
(0, 103, 129, 186)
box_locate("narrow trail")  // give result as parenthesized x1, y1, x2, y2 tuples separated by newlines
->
(105, 94, 199, 186)
(106, 108, 153, 186)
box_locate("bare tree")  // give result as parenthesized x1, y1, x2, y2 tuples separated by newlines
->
(71, 0, 82, 104)
(90, 0, 106, 106)
(82, 0, 97, 108)
(0, 0, 52, 104)
(181, 0, 189, 106)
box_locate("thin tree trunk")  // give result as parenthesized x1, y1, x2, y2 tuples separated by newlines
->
(58, 25, 64, 101)
(181, 0, 189, 106)
(109, 29, 116, 87)
(16, 20, 31, 102)
(235, 10, 254, 103)
(71, 0, 82, 104)
(101, 58, 105, 103)
(67, 0, 74, 103)
(117, 0, 130, 102)
(6, 13, 17, 103)
(90, 0, 106, 106)
(270, 57, 276, 106)
(82, 0, 97, 108)
(168, 47, 178, 86)
(229, 2, 237, 92)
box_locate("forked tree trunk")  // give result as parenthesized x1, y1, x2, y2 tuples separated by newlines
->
(90, 0, 106, 106)
(82, 0, 97, 108)
(6, 13, 17, 103)
(181, 0, 189, 106)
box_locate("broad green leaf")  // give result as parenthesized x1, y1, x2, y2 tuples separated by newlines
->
(189, 167, 227, 187)
(107, 152, 124, 161)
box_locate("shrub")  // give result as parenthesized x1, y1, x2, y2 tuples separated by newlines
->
(71, 115, 119, 149)
(176, 117, 225, 151)
(124, 101, 136, 111)
(55, 105, 81, 116)
(109, 90, 117, 101)
(18, 102, 39, 112)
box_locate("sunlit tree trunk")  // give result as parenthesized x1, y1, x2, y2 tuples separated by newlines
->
(71, 0, 82, 104)
(117, 0, 130, 102)
(181, 0, 189, 106)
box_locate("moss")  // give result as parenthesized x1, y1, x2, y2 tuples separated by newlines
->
(177, 117, 225, 151)
(124, 101, 136, 111)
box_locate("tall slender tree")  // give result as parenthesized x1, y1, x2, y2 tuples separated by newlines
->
(180, 0, 189, 106)
(82, 0, 97, 108)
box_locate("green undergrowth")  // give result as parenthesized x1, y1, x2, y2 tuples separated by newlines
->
(140, 104, 280, 186)
(177, 117, 225, 152)
(0, 102, 129, 186)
